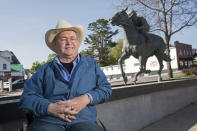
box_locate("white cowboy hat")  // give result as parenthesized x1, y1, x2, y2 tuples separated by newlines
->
(45, 19, 85, 52)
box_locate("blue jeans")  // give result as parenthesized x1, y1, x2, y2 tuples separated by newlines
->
(28, 120, 105, 131)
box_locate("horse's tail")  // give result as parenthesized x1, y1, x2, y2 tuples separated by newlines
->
(163, 53, 172, 62)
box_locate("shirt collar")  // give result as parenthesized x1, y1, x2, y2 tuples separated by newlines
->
(54, 54, 80, 66)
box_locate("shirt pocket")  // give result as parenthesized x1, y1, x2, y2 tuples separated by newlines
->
(46, 81, 70, 101)
(76, 72, 96, 95)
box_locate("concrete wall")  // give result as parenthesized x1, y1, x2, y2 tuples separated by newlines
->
(0, 78, 197, 131)
(96, 78, 197, 131)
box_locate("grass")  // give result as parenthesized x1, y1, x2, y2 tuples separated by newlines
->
(173, 74, 197, 79)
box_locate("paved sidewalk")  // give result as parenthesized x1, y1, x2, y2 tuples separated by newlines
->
(109, 71, 183, 86)
(0, 89, 22, 98)
(140, 102, 197, 131)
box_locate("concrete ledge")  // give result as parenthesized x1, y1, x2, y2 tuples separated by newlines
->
(110, 78, 197, 101)
(97, 78, 197, 131)
(0, 78, 197, 131)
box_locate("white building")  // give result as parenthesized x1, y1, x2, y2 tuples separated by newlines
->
(102, 65, 122, 76)
(0, 56, 11, 73)
(0, 50, 25, 91)
(0, 50, 13, 63)
(124, 47, 178, 73)
(101, 47, 178, 77)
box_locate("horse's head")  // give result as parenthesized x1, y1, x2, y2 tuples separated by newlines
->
(110, 7, 129, 26)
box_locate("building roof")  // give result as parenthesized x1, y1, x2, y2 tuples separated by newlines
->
(10, 51, 20, 64)
(0, 50, 20, 64)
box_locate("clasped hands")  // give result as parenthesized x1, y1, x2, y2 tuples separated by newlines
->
(48, 94, 90, 122)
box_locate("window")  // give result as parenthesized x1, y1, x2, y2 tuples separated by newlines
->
(3, 64, 7, 70)
(179, 50, 182, 56)
(179, 60, 183, 66)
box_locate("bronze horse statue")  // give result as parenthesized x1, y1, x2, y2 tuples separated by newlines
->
(110, 8, 171, 84)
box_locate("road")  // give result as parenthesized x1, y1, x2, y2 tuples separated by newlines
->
(140, 102, 197, 131)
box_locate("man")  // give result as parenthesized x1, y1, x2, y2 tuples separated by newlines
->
(128, 10, 150, 42)
(20, 19, 112, 131)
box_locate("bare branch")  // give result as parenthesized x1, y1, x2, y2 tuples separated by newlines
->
(171, 16, 197, 35)
(166, 0, 175, 13)
(150, 28, 165, 33)
(159, 0, 165, 12)
(156, 0, 162, 29)
(137, 0, 163, 12)
(169, 0, 173, 34)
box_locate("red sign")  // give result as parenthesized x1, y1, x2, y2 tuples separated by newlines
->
(4, 72, 11, 77)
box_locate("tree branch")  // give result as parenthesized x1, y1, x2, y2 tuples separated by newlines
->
(171, 16, 197, 35)
(169, 0, 173, 34)
(137, 0, 163, 12)
(150, 28, 165, 33)
(166, 0, 175, 13)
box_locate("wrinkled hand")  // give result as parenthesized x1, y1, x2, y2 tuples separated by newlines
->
(48, 101, 77, 122)
(63, 94, 91, 114)
(48, 94, 90, 122)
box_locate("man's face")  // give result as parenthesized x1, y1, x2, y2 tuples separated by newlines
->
(55, 30, 80, 59)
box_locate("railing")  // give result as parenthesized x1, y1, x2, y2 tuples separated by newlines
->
(3, 82, 10, 89)
(0, 80, 12, 92)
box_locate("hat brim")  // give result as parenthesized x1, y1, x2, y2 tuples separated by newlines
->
(45, 25, 84, 53)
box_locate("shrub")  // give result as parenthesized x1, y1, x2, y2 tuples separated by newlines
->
(191, 68, 197, 75)
(182, 68, 191, 75)
(181, 67, 197, 75)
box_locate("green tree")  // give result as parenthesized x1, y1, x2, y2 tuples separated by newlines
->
(30, 53, 57, 72)
(30, 61, 45, 73)
(46, 53, 57, 62)
(108, 39, 123, 65)
(80, 50, 95, 58)
(82, 18, 118, 67)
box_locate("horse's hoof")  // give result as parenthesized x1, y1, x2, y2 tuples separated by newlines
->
(132, 81, 136, 85)
(146, 70, 151, 73)
(123, 77, 128, 83)
(133, 78, 137, 83)
(124, 80, 128, 85)
(158, 78, 162, 82)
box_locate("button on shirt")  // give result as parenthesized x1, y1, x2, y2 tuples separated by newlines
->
(54, 54, 93, 103)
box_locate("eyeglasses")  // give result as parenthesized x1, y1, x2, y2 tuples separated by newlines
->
(58, 37, 79, 43)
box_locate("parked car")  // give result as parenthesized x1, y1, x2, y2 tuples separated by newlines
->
(12, 79, 26, 89)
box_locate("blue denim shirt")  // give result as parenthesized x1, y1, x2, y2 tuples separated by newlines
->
(54, 55, 93, 103)
(19, 54, 112, 126)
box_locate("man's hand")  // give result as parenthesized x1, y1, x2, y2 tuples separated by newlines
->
(48, 94, 90, 122)
(48, 101, 77, 122)
(63, 94, 91, 114)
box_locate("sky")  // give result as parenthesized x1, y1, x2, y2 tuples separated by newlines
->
(1, 0, 197, 69)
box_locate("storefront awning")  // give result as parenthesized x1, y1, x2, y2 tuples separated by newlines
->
(11, 64, 23, 72)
